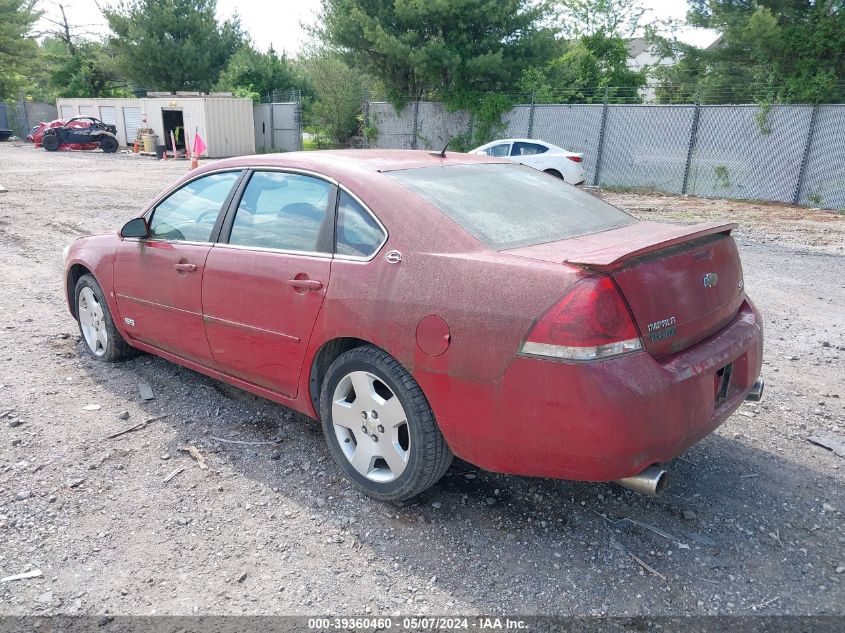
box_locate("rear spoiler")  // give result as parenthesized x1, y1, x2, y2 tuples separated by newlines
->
(565, 222, 737, 271)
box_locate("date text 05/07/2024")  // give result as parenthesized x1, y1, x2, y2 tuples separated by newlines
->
(306, 616, 528, 630)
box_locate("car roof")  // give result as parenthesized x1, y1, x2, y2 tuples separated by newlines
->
(478, 138, 554, 147)
(203, 149, 511, 183)
(473, 139, 574, 153)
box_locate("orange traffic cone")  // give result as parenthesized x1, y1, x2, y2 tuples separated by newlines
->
(133, 139, 139, 153)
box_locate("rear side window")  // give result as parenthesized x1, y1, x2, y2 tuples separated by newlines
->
(228, 171, 333, 253)
(483, 143, 510, 157)
(511, 142, 548, 156)
(387, 163, 635, 250)
(335, 191, 385, 258)
(150, 171, 241, 242)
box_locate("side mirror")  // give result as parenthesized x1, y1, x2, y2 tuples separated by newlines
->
(120, 217, 149, 239)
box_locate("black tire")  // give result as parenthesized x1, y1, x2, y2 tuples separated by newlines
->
(42, 133, 60, 151)
(74, 274, 136, 362)
(544, 168, 563, 179)
(320, 345, 453, 502)
(98, 135, 119, 153)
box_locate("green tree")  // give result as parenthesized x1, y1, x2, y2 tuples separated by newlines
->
(545, 33, 646, 102)
(306, 54, 367, 147)
(216, 45, 310, 102)
(317, 0, 557, 107)
(555, 0, 646, 38)
(0, 0, 40, 99)
(653, 1, 845, 104)
(520, 0, 648, 104)
(41, 38, 129, 98)
(102, 0, 245, 92)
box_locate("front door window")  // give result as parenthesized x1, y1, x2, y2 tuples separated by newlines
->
(149, 171, 242, 242)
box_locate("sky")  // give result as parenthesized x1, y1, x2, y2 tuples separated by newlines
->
(36, 0, 719, 55)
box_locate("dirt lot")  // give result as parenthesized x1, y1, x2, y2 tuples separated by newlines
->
(0, 144, 843, 617)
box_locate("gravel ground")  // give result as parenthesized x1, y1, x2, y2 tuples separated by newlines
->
(0, 144, 843, 617)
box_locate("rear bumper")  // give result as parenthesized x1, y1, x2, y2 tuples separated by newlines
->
(428, 298, 763, 481)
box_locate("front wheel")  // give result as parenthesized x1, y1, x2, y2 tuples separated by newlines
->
(320, 345, 452, 501)
(74, 274, 135, 362)
(42, 134, 60, 151)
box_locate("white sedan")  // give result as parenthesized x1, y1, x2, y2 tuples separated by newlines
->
(469, 139, 586, 185)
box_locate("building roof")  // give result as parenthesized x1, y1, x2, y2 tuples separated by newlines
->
(626, 37, 650, 58)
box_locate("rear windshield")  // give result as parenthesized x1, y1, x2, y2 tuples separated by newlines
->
(387, 163, 636, 250)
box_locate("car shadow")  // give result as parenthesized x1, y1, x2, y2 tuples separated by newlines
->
(76, 345, 845, 616)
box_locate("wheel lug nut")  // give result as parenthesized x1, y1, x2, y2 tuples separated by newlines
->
(361, 411, 368, 420)
(377, 425, 384, 433)
(371, 410, 379, 419)
(370, 434, 379, 443)
(361, 425, 367, 433)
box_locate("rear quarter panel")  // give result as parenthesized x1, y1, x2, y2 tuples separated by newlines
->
(302, 176, 587, 411)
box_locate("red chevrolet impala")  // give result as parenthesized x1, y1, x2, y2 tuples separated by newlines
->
(63, 150, 763, 501)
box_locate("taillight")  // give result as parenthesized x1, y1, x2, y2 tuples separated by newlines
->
(519, 276, 642, 361)
(566, 155, 583, 163)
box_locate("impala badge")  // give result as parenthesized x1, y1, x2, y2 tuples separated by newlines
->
(647, 316, 677, 342)
(703, 272, 718, 288)
(385, 250, 402, 264)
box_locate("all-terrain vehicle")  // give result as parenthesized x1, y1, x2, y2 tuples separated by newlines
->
(41, 117, 119, 153)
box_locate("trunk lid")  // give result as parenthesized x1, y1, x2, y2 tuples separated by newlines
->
(504, 221, 745, 358)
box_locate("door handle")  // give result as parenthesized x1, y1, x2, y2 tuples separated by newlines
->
(288, 278, 323, 291)
(174, 263, 197, 272)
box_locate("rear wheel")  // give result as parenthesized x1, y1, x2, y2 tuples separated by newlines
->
(544, 168, 563, 179)
(320, 345, 452, 501)
(42, 133, 60, 151)
(74, 274, 135, 362)
(98, 135, 119, 153)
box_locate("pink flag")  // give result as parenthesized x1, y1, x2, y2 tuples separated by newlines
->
(193, 132, 207, 157)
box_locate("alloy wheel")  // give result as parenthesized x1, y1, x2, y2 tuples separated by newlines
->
(78, 286, 108, 357)
(331, 370, 410, 483)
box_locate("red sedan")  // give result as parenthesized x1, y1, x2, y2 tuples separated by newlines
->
(63, 150, 764, 501)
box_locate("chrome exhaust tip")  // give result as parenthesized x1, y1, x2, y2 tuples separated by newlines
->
(746, 379, 765, 402)
(614, 465, 669, 497)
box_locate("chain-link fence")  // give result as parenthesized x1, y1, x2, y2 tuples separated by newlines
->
(0, 99, 59, 138)
(367, 100, 845, 210)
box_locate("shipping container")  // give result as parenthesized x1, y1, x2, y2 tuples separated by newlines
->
(55, 95, 256, 157)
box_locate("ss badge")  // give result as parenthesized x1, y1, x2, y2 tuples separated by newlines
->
(123, 317, 135, 327)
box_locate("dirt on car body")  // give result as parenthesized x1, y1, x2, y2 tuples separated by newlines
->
(0, 145, 842, 617)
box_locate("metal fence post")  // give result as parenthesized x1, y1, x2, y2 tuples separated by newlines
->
(527, 100, 535, 138)
(362, 94, 370, 149)
(467, 112, 475, 147)
(269, 101, 275, 151)
(592, 89, 610, 186)
(296, 100, 303, 151)
(793, 104, 818, 205)
(16, 94, 29, 137)
(411, 99, 420, 149)
(681, 103, 702, 194)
